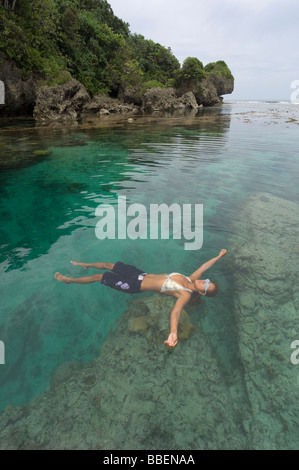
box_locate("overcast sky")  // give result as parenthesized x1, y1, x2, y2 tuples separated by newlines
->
(110, 0, 298, 101)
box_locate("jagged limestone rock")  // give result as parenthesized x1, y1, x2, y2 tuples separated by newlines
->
(142, 87, 198, 113)
(82, 94, 139, 116)
(33, 79, 90, 124)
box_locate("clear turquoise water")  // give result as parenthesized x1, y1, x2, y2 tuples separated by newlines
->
(0, 102, 298, 447)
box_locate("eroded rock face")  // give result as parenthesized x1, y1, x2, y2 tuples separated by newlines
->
(231, 192, 299, 449)
(0, 52, 40, 117)
(175, 73, 234, 107)
(142, 87, 199, 113)
(82, 94, 139, 116)
(0, 48, 234, 121)
(117, 85, 143, 106)
(33, 79, 90, 124)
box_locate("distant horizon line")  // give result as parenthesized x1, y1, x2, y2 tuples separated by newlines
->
(223, 98, 293, 103)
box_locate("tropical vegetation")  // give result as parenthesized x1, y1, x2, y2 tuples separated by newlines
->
(0, 0, 233, 96)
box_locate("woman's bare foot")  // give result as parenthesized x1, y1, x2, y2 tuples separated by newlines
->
(70, 261, 88, 269)
(54, 272, 71, 283)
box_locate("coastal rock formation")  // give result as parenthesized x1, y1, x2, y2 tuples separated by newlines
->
(142, 87, 199, 113)
(82, 94, 139, 117)
(0, 52, 40, 117)
(197, 77, 224, 106)
(0, 51, 233, 122)
(0, 294, 247, 450)
(206, 73, 234, 97)
(231, 192, 299, 449)
(33, 78, 90, 124)
(117, 85, 143, 107)
(32, 77, 233, 122)
(176, 73, 234, 107)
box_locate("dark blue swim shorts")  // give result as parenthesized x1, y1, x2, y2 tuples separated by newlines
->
(101, 261, 147, 294)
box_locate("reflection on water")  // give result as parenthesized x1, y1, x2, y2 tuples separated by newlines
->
(0, 103, 298, 449)
(0, 109, 231, 271)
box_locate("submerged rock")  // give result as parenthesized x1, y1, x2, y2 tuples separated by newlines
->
(32, 150, 52, 157)
(128, 295, 196, 344)
(0, 147, 52, 170)
(0, 294, 248, 450)
(50, 361, 82, 390)
(231, 192, 299, 449)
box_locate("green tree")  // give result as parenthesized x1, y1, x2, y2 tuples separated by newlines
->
(66, 9, 127, 94)
(129, 34, 180, 84)
(174, 57, 205, 90)
(204, 60, 233, 80)
(0, 0, 65, 78)
(0, 0, 233, 101)
(120, 59, 143, 88)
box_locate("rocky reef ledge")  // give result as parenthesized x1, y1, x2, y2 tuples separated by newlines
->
(32, 78, 232, 125)
(0, 54, 233, 124)
(231, 192, 299, 449)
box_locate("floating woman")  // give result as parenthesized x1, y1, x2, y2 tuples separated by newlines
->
(55, 249, 227, 348)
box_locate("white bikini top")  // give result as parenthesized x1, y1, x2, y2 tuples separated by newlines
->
(160, 272, 193, 293)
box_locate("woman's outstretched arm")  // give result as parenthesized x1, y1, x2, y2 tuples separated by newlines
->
(164, 294, 191, 349)
(189, 249, 227, 281)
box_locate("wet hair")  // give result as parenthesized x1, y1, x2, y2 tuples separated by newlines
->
(189, 292, 202, 305)
(206, 282, 219, 297)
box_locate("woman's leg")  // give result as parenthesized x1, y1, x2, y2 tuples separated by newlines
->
(70, 261, 115, 270)
(54, 272, 103, 284)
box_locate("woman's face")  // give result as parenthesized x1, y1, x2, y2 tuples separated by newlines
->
(194, 279, 215, 295)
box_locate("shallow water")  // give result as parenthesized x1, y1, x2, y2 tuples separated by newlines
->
(0, 102, 298, 448)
